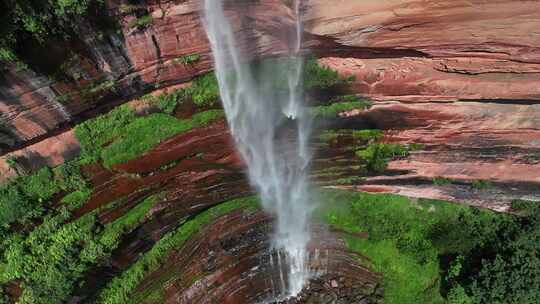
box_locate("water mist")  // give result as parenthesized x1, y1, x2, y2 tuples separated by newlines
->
(203, 0, 314, 298)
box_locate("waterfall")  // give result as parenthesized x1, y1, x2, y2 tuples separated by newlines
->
(203, 0, 313, 298)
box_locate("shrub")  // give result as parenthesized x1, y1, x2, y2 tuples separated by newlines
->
(303, 57, 354, 89)
(75, 105, 136, 164)
(173, 54, 201, 65)
(312, 100, 371, 118)
(355, 143, 409, 173)
(188, 73, 220, 106)
(433, 177, 452, 186)
(319, 130, 340, 142)
(471, 180, 492, 190)
(352, 129, 383, 141)
(129, 14, 153, 29)
(318, 189, 512, 304)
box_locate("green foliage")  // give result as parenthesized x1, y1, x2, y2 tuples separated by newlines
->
(99, 110, 223, 168)
(471, 180, 492, 190)
(173, 54, 201, 65)
(1, 209, 100, 303)
(0, 0, 103, 64)
(355, 143, 409, 173)
(312, 101, 371, 118)
(57, 78, 118, 104)
(318, 190, 510, 304)
(461, 201, 540, 303)
(100, 113, 194, 168)
(189, 73, 220, 106)
(511, 199, 539, 214)
(129, 14, 153, 29)
(447, 285, 474, 304)
(303, 57, 355, 89)
(142, 89, 186, 115)
(352, 129, 383, 141)
(142, 72, 220, 114)
(92, 195, 160, 255)
(96, 197, 259, 304)
(0, 163, 86, 229)
(319, 130, 340, 142)
(75, 105, 137, 164)
(433, 177, 453, 186)
(75, 75, 223, 168)
(61, 189, 92, 209)
(5, 156, 18, 170)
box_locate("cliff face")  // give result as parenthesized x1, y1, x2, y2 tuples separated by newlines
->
(1, 0, 539, 206)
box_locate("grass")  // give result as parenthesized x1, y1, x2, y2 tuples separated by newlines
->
(433, 177, 453, 186)
(355, 143, 409, 173)
(189, 73, 220, 106)
(352, 129, 383, 142)
(96, 195, 160, 250)
(319, 130, 340, 142)
(312, 101, 371, 118)
(96, 197, 259, 304)
(318, 129, 383, 144)
(75, 102, 223, 168)
(317, 189, 511, 304)
(304, 57, 355, 89)
(172, 54, 200, 65)
(141, 72, 220, 114)
(471, 180, 492, 190)
(129, 14, 153, 29)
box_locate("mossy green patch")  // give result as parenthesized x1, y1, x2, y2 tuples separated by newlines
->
(75, 103, 223, 168)
(355, 143, 409, 173)
(312, 101, 371, 118)
(303, 58, 355, 89)
(352, 129, 383, 141)
(317, 189, 512, 304)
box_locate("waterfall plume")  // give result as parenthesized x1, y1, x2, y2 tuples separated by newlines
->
(202, 0, 314, 298)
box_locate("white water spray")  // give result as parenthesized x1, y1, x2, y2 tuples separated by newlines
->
(203, 0, 313, 298)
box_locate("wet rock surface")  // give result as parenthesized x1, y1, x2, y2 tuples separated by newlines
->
(273, 274, 384, 304)
(132, 210, 381, 304)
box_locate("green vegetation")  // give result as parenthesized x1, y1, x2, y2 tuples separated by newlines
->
(99, 111, 223, 168)
(303, 57, 355, 89)
(0, 151, 162, 304)
(129, 14, 153, 30)
(319, 130, 340, 142)
(352, 129, 383, 142)
(189, 73, 220, 106)
(433, 177, 453, 186)
(75, 84, 223, 167)
(471, 180, 492, 190)
(318, 128, 383, 144)
(97, 197, 259, 304)
(312, 100, 371, 118)
(355, 143, 410, 173)
(0, 192, 160, 304)
(141, 73, 220, 115)
(0, 162, 88, 230)
(173, 54, 201, 65)
(57, 78, 118, 104)
(318, 189, 525, 304)
(311, 95, 371, 119)
(0, 1, 103, 63)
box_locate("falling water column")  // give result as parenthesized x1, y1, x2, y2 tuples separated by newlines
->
(202, 0, 314, 298)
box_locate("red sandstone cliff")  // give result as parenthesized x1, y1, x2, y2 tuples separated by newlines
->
(1, 0, 539, 206)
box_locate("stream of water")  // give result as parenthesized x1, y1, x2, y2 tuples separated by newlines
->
(203, 0, 313, 298)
